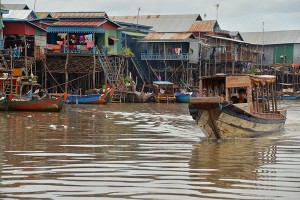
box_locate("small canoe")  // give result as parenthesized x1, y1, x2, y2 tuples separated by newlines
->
(7, 96, 64, 112)
(66, 89, 114, 104)
(0, 97, 7, 111)
(175, 92, 191, 103)
(277, 95, 300, 100)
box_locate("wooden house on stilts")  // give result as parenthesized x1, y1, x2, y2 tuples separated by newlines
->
(40, 12, 129, 100)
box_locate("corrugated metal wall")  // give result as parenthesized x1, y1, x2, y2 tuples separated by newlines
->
(293, 44, 300, 63)
(273, 44, 294, 64)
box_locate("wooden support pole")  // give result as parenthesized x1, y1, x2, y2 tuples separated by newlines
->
(93, 54, 96, 89)
(44, 60, 47, 88)
(266, 83, 270, 112)
(64, 54, 69, 93)
(271, 82, 275, 113)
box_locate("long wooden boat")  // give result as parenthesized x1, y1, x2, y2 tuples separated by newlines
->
(66, 89, 114, 104)
(6, 96, 64, 112)
(189, 74, 287, 139)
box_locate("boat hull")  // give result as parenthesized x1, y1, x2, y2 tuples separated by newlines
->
(154, 95, 176, 103)
(7, 96, 64, 112)
(0, 97, 7, 111)
(278, 95, 300, 100)
(189, 103, 286, 139)
(66, 90, 113, 104)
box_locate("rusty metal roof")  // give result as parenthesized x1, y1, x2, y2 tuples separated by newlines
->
(35, 12, 52, 19)
(51, 12, 108, 19)
(51, 20, 106, 27)
(188, 20, 217, 32)
(111, 14, 202, 32)
(143, 32, 195, 41)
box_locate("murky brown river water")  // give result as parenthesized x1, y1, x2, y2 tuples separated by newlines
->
(0, 102, 300, 199)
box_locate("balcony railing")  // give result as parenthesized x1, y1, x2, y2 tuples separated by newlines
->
(46, 44, 97, 54)
(141, 53, 189, 60)
(3, 49, 21, 59)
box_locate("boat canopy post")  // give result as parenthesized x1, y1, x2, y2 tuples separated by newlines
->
(271, 82, 275, 113)
(266, 83, 270, 112)
(261, 83, 265, 113)
(255, 83, 259, 113)
(199, 77, 203, 97)
(274, 82, 278, 112)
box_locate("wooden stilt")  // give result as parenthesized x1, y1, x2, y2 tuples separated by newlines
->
(64, 54, 69, 93)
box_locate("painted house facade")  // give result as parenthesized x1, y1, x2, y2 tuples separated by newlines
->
(47, 12, 122, 55)
(2, 10, 47, 60)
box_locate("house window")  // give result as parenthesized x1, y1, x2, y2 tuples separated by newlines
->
(108, 37, 118, 46)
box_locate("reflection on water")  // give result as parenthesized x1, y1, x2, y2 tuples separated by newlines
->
(0, 102, 300, 199)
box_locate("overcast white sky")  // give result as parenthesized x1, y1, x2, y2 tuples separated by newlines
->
(2, 0, 300, 32)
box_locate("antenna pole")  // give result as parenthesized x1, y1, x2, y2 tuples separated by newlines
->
(216, 3, 219, 20)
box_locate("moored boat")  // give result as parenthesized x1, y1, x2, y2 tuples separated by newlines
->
(175, 92, 191, 103)
(189, 74, 287, 139)
(126, 91, 153, 103)
(151, 81, 176, 103)
(0, 97, 7, 111)
(66, 89, 114, 104)
(7, 95, 64, 112)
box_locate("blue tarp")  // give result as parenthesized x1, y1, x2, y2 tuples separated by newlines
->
(153, 81, 173, 85)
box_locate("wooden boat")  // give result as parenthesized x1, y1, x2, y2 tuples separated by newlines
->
(126, 91, 153, 103)
(277, 83, 300, 100)
(151, 81, 176, 103)
(189, 74, 287, 139)
(277, 94, 300, 100)
(175, 91, 191, 103)
(66, 89, 114, 104)
(0, 97, 7, 110)
(7, 95, 64, 112)
(0, 73, 64, 112)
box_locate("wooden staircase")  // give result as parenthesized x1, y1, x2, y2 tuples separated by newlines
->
(4, 80, 17, 98)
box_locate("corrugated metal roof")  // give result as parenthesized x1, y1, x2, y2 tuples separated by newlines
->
(143, 32, 194, 40)
(35, 12, 52, 19)
(2, 4, 30, 10)
(241, 30, 300, 45)
(111, 14, 202, 32)
(51, 12, 108, 19)
(3, 10, 36, 20)
(122, 31, 146, 37)
(51, 20, 106, 27)
(189, 20, 216, 32)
